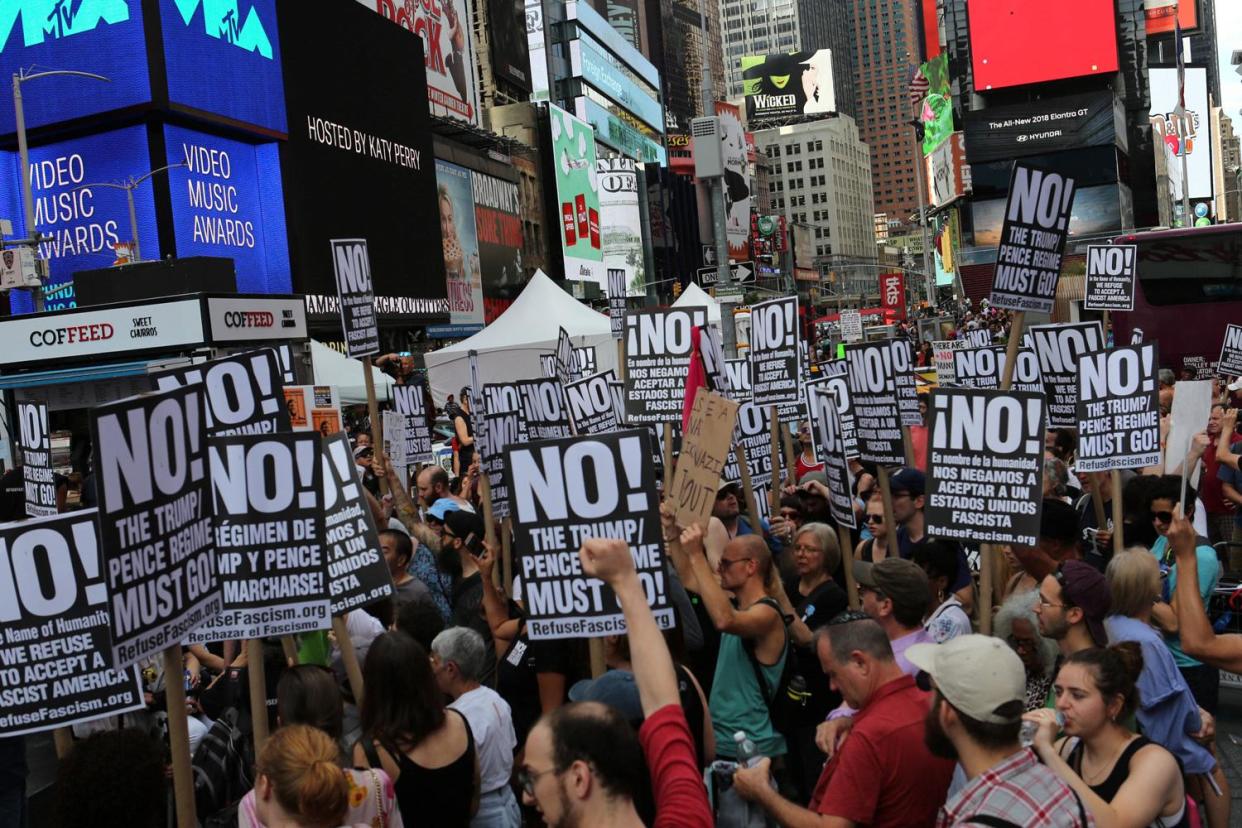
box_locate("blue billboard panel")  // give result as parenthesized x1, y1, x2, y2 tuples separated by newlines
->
(164, 124, 290, 294)
(2, 125, 160, 312)
(0, 0, 152, 133)
(159, 0, 285, 134)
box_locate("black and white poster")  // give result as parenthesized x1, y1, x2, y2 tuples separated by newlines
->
(392, 382, 434, 464)
(845, 341, 905, 466)
(517, 379, 574, 440)
(1027, 322, 1104, 429)
(1182, 356, 1215, 381)
(17, 400, 56, 518)
(539, 354, 556, 379)
(468, 350, 490, 464)
(330, 238, 380, 358)
(190, 433, 330, 642)
(953, 346, 1044, 395)
(151, 349, 292, 436)
(960, 328, 992, 349)
(723, 358, 752, 403)
(1076, 344, 1162, 472)
(321, 433, 394, 615)
(607, 269, 626, 340)
(1218, 324, 1242, 378)
(806, 386, 856, 529)
(816, 360, 858, 458)
(503, 430, 672, 639)
(701, 326, 726, 392)
(624, 307, 709, 423)
(749, 297, 800, 406)
(1083, 244, 1136, 312)
(0, 512, 145, 736)
(722, 402, 775, 486)
(482, 383, 529, 520)
(891, 339, 921, 427)
(840, 310, 863, 343)
(554, 327, 582, 387)
(576, 346, 598, 377)
(565, 371, 621, 435)
(989, 164, 1077, 314)
(91, 387, 219, 668)
(926, 388, 1045, 546)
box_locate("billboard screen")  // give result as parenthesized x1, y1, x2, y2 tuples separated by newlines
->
(716, 101, 750, 263)
(970, 184, 1122, 247)
(471, 170, 524, 300)
(525, 0, 548, 99)
(278, 0, 446, 312)
(1149, 67, 1213, 203)
(436, 160, 484, 327)
(968, 0, 1118, 91)
(740, 49, 835, 121)
(1144, 0, 1197, 35)
(573, 32, 662, 130)
(159, 0, 286, 134)
(963, 92, 1121, 163)
(598, 157, 644, 296)
(487, 0, 531, 90)
(548, 103, 603, 286)
(356, 0, 480, 126)
(163, 124, 290, 295)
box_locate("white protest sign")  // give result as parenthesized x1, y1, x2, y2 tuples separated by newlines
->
(1076, 344, 1162, 472)
(16, 400, 55, 518)
(150, 349, 291, 436)
(1164, 379, 1214, 485)
(989, 163, 1077, 314)
(931, 340, 961, 386)
(749, 296, 800, 406)
(1083, 244, 1136, 312)
(840, 310, 863, 343)
(1027, 322, 1105, 428)
(330, 238, 380, 358)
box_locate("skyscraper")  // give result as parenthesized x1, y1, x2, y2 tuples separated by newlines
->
(798, 0, 856, 119)
(645, 0, 726, 130)
(719, 0, 803, 99)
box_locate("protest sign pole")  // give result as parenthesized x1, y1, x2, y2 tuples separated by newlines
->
(53, 728, 73, 759)
(781, 423, 798, 487)
(334, 615, 366, 704)
(838, 524, 860, 610)
(362, 358, 389, 497)
(998, 312, 1027, 390)
(768, 406, 782, 515)
(876, 467, 898, 549)
(479, 474, 498, 547)
(736, 443, 762, 529)
(663, 423, 674, 486)
(281, 636, 299, 666)
(248, 639, 270, 754)
(902, 426, 916, 467)
(589, 640, 607, 678)
(1090, 473, 1108, 533)
(1111, 469, 1125, 555)
(164, 645, 198, 828)
(501, 516, 512, 593)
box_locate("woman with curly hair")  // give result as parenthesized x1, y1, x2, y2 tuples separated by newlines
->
(994, 589, 1060, 711)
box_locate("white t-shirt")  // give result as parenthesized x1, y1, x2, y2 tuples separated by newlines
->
(924, 596, 972, 643)
(450, 685, 517, 793)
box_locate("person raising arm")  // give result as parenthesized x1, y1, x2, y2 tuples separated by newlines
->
(1171, 504, 1242, 672)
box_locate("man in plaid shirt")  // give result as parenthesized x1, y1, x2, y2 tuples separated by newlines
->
(908, 636, 1092, 827)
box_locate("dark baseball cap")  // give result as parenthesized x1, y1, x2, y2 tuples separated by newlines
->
(888, 467, 925, 496)
(1057, 560, 1111, 647)
(852, 558, 930, 614)
(445, 509, 485, 541)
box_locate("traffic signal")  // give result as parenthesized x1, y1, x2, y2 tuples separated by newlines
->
(672, 281, 682, 298)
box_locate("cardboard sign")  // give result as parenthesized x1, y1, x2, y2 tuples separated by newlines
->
(670, 391, 739, 528)
(624, 307, 709, 423)
(91, 387, 219, 668)
(189, 432, 330, 642)
(926, 388, 1046, 546)
(846, 341, 905, 465)
(482, 383, 529, 520)
(749, 296, 800, 406)
(330, 238, 380, 358)
(392, 382, 434, 464)
(16, 400, 55, 518)
(1076, 344, 1162, 472)
(723, 402, 776, 485)
(892, 340, 921, 427)
(554, 327, 582, 387)
(816, 360, 858, 458)
(989, 164, 1077, 314)
(723, 358, 752, 402)
(0, 512, 145, 736)
(151, 349, 291, 436)
(517, 379, 574, 440)
(806, 386, 856, 529)
(321, 433, 394, 615)
(607, 269, 626, 339)
(503, 430, 672, 639)
(565, 371, 621, 435)
(1218, 324, 1242, 378)
(953, 346, 1044, 395)
(1083, 244, 1136, 311)
(1027, 322, 1105, 428)
(840, 310, 863, 343)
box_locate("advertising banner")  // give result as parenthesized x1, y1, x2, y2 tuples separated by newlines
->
(963, 92, 1121, 164)
(392, 383, 433, 464)
(749, 297, 800, 406)
(879, 272, 906, 321)
(436, 160, 485, 326)
(624, 307, 709, 423)
(16, 401, 55, 518)
(565, 371, 622, 435)
(1149, 67, 1213, 203)
(321, 433, 394, 615)
(284, 386, 344, 436)
(967, 0, 1118, 91)
(716, 102, 751, 264)
(91, 387, 219, 668)
(472, 171, 525, 301)
(151, 350, 291, 436)
(918, 54, 953, 156)
(330, 239, 380, 357)
(1027, 323, 1105, 429)
(845, 342, 905, 465)
(1077, 344, 1162, 472)
(488, 0, 532, 90)
(0, 512, 145, 737)
(1218, 325, 1242, 378)
(926, 388, 1046, 546)
(517, 379, 575, 440)
(740, 50, 835, 121)
(926, 132, 971, 208)
(989, 164, 1077, 314)
(669, 391, 739, 528)
(549, 104, 604, 286)
(1084, 245, 1137, 312)
(504, 430, 671, 639)
(525, 0, 549, 99)
(806, 386, 856, 529)
(598, 158, 645, 296)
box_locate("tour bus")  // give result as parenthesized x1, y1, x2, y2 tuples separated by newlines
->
(1108, 224, 1242, 369)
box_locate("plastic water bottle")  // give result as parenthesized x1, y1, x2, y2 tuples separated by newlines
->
(734, 731, 761, 768)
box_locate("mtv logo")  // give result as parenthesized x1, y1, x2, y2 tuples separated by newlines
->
(170, 0, 272, 58)
(0, 0, 130, 51)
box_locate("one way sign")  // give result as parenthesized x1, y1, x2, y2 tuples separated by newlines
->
(696, 261, 755, 287)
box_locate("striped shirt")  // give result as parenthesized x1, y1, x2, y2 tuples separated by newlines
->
(937, 749, 1092, 827)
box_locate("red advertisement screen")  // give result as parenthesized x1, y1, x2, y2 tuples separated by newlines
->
(968, 0, 1118, 91)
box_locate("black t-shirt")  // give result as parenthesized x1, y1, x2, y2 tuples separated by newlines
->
(784, 574, 847, 719)
(0, 469, 24, 522)
(496, 614, 574, 745)
(451, 573, 496, 686)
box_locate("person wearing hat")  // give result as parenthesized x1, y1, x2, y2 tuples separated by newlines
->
(886, 467, 974, 614)
(713, 481, 755, 539)
(1034, 560, 1111, 691)
(440, 509, 497, 687)
(909, 635, 1090, 827)
(353, 444, 380, 498)
(853, 558, 933, 677)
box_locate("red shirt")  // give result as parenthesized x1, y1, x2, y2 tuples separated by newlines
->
(639, 704, 713, 827)
(796, 454, 825, 482)
(809, 674, 954, 828)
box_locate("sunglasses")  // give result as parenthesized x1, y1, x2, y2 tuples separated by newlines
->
(864, 514, 884, 524)
(1152, 511, 1174, 524)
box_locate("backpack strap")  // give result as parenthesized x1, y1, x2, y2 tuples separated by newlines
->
(355, 736, 383, 770)
(959, 817, 1021, 828)
(739, 597, 786, 705)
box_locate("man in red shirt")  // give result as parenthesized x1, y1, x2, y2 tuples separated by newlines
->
(1201, 404, 1237, 546)
(733, 612, 954, 827)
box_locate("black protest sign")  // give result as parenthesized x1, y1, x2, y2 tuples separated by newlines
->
(892, 340, 921, 427)
(722, 402, 775, 485)
(321, 433, 393, 615)
(392, 382, 433, 464)
(749, 296, 800, 406)
(926, 388, 1045, 546)
(701, 326, 726, 392)
(723, 358, 752, 402)
(576, 346, 598, 377)
(816, 360, 858, 458)
(539, 354, 557, 379)
(91, 386, 218, 668)
(608, 269, 626, 339)
(503, 430, 672, 639)
(1083, 244, 1136, 312)
(151, 349, 291, 436)
(16, 400, 55, 517)
(517, 379, 574, 440)
(190, 432, 329, 642)
(845, 341, 905, 465)
(330, 238, 380, 358)
(624, 307, 709, 424)
(1027, 322, 1104, 428)
(989, 163, 1077, 314)
(565, 371, 621, 435)
(554, 327, 582, 387)
(1182, 356, 1214, 380)
(1217, 324, 1242, 378)
(953, 345, 1044, 395)
(806, 386, 856, 529)
(0, 512, 144, 736)
(468, 351, 490, 461)
(1076, 343, 1162, 472)
(482, 383, 530, 520)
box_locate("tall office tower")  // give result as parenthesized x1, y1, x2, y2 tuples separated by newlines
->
(798, 0, 857, 119)
(645, 0, 727, 131)
(720, 0, 803, 99)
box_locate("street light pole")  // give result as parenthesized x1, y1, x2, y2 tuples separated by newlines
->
(74, 164, 186, 263)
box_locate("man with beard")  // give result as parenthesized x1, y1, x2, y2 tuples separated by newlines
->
(1033, 561, 1110, 709)
(907, 636, 1089, 827)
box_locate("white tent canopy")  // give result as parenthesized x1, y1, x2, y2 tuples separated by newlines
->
(311, 339, 394, 404)
(673, 282, 722, 324)
(423, 270, 617, 404)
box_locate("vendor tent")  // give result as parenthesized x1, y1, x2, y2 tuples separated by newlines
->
(423, 270, 616, 404)
(672, 282, 721, 324)
(311, 339, 395, 404)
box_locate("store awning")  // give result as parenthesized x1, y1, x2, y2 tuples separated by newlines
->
(0, 360, 153, 390)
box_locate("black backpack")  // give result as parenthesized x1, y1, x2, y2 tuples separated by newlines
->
(192, 707, 254, 824)
(740, 597, 808, 734)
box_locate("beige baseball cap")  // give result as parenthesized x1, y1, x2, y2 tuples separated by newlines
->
(905, 635, 1026, 724)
